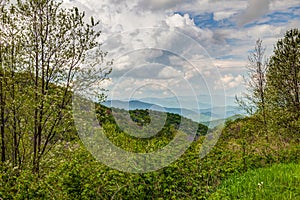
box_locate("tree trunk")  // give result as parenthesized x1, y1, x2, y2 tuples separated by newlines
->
(0, 71, 5, 163)
(0, 43, 6, 163)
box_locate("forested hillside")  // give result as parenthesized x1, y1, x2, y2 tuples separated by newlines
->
(0, 0, 299, 199)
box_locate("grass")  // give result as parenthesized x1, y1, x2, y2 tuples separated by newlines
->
(209, 162, 300, 200)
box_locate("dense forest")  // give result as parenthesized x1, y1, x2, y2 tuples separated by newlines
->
(0, 0, 299, 199)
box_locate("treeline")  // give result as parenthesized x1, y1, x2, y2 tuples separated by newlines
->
(96, 105, 208, 138)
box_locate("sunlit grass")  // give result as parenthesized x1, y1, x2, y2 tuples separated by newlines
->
(209, 162, 300, 200)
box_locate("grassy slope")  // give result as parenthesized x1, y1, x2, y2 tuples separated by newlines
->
(209, 162, 300, 200)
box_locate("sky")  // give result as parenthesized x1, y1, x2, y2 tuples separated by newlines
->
(63, 0, 300, 103)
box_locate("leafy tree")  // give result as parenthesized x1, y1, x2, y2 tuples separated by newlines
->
(0, 0, 111, 173)
(266, 28, 300, 132)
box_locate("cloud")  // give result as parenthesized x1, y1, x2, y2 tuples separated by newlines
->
(158, 66, 181, 79)
(137, 0, 191, 11)
(63, 0, 299, 99)
(165, 13, 195, 27)
(213, 59, 247, 69)
(215, 74, 243, 89)
(237, 0, 272, 26)
(213, 10, 235, 21)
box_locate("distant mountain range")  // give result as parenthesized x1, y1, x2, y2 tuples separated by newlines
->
(138, 95, 237, 110)
(101, 96, 243, 123)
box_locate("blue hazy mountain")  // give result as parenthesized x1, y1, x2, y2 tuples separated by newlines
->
(102, 100, 211, 122)
(101, 98, 242, 123)
(139, 97, 211, 110)
(139, 95, 236, 110)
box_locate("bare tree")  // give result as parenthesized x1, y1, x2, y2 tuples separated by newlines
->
(236, 39, 268, 137)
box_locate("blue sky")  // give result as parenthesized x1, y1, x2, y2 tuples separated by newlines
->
(64, 0, 299, 102)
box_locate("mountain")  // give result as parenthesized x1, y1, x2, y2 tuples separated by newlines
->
(139, 95, 237, 110)
(102, 100, 211, 122)
(199, 105, 242, 118)
(102, 100, 154, 110)
(101, 99, 243, 123)
(201, 114, 245, 128)
(139, 97, 211, 110)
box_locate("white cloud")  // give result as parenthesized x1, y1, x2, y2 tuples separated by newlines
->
(64, 0, 299, 99)
(213, 59, 247, 69)
(215, 74, 243, 89)
(213, 10, 235, 21)
(165, 13, 195, 27)
(158, 66, 181, 79)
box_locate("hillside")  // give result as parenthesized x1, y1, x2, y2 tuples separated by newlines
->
(96, 103, 209, 138)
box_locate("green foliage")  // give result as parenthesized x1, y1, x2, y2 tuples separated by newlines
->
(266, 28, 300, 134)
(0, 0, 111, 173)
(0, 124, 299, 199)
(96, 105, 208, 139)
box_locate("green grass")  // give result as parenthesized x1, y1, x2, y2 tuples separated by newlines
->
(209, 163, 300, 200)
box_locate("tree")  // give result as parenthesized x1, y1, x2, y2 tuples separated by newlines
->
(1, 1, 26, 167)
(0, 0, 111, 173)
(236, 39, 268, 136)
(266, 28, 300, 131)
(0, 0, 7, 162)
